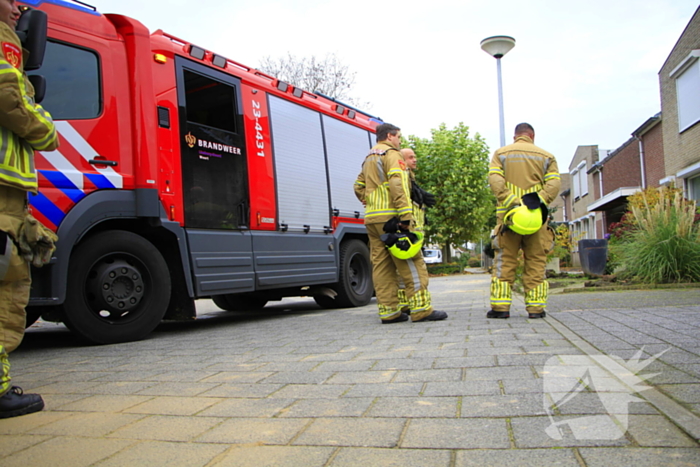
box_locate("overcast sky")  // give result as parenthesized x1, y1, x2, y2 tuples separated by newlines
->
(89, 0, 698, 172)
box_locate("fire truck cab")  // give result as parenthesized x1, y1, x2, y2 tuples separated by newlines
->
(20, 0, 377, 344)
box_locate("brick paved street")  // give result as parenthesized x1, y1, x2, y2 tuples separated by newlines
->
(1, 273, 699, 466)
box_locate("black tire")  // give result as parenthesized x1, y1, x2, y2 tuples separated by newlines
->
(212, 294, 267, 311)
(62, 231, 171, 344)
(332, 239, 373, 308)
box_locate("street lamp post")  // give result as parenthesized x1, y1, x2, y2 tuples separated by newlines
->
(480, 35, 516, 148)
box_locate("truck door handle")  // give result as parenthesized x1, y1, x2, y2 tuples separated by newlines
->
(89, 159, 118, 167)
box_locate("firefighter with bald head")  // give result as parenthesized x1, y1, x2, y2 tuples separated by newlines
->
(487, 123, 560, 319)
(396, 147, 436, 312)
(0, 0, 59, 418)
(354, 123, 446, 323)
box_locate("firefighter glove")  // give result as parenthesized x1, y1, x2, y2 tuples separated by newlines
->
(521, 192, 543, 210)
(383, 217, 401, 234)
(421, 188, 436, 208)
(18, 214, 58, 268)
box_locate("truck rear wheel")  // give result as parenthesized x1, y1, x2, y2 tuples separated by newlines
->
(324, 239, 373, 308)
(63, 231, 171, 344)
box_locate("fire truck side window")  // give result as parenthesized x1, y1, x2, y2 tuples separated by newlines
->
(184, 71, 236, 133)
(27, 41, 100, 120)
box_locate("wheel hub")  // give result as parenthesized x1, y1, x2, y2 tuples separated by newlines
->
(92, 260, 145, 313)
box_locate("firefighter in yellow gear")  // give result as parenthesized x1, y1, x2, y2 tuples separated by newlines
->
(354, 124, 446, 323)
(487, 123, 560, 319)
(0, 4, 59, 418)
(397, 147, 434, 312)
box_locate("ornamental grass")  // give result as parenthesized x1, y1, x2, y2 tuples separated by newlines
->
(613, 189, 700, 284)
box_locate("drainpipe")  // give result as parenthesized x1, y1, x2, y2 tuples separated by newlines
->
(637, 137, 647, 189)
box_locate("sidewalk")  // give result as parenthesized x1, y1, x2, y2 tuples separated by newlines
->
(0, 273, 698, 466)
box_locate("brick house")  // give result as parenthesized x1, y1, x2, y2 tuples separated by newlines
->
(567, 145, 604, 245)
(659, 6, 700, 199)
(586, 113, 664, 236)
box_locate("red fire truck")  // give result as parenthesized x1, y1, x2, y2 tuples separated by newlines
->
(18, 0, 377, 344)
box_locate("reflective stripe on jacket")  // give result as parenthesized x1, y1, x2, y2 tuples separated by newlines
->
(354, 141, 413, 225)
(488, 135, 561, 223)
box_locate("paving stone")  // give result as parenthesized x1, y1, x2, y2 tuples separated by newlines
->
(197, 398, 295, 417)
(510, 415, 630, 448)
(578, 447, 700, 467)
(194, 418, 309, 444)
(213, 446, 335, 467)
(198, 372, 274, 384)
(392, 369, 462, 383)
(0, 436, 135, 467)
(0, 434, 53, 458)
(461, 394, 547, 417)
(107, 415, 222, 442)
(47, 394, 153, 413)
(402, 418, 509, 449)
(627, 414, 699, 447)
(371, 358, 436, 371)
(464, 367, 536, 381)
(123, 396, 225, 416)
(278, 398, 373, 417)
(366, 397, 459, 418)
(325, 371, 397, 384)
(454, 448, 580, 466)
(260, 371, 335, 384)
(331, 447, 451, 466)
(197, 383, 285, 398)
(93, 440, 228, 467)
(292, 418, 405, 447)
(423, 380, 501, 397)
(342, 382, 423, 398)
(270, 384, 352, 399)
(28, 411, 147, 437)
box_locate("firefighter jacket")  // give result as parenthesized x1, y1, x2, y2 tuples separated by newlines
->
(0, 23, 59, 194)
(488, 135, 561, 224)
(354, 141, 413, 225)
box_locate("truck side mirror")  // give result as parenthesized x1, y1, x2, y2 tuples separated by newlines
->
(15, 8, 48, 71)
(28, 74, 46, 104)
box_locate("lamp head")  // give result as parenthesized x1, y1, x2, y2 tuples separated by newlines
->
(480, 35, 516, 59)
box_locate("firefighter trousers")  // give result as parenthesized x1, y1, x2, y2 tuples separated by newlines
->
(490, 224, 554, 314)
(0, 186, 31, 396)
(366, 223, 433, 322)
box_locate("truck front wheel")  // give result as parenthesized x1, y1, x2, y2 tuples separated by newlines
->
(63, 231, 171, 344)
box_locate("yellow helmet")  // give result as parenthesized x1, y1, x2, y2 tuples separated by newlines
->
(386, 231, 424, 260)
(504, 205, 543, 235)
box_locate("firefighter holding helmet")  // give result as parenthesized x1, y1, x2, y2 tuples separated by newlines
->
(0, 0, 59, 418)
(354, 123, 446, 323)
(487, 123, 560, 319)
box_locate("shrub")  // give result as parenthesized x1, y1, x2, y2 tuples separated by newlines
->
(427, 263, 462, 275)
(468, 258, 481, 268)
(612, 189, 700, 283)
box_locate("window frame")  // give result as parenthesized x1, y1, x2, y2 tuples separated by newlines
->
(27, 39, 102, 120)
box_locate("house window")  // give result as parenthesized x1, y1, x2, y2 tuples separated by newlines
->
(672, 51, 700, 132)
(689, 175, 700, 201)
(571, 162, 588, 199)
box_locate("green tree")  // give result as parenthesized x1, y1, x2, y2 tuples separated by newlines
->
(405, 123, 495, 260)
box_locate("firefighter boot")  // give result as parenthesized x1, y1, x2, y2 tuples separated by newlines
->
(382, 312, 409, 324)
(0, 387, 44, 419)
(413, 310, 448, 322)
(486, 310, 510, 319)
(528, 311, 546, 319)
